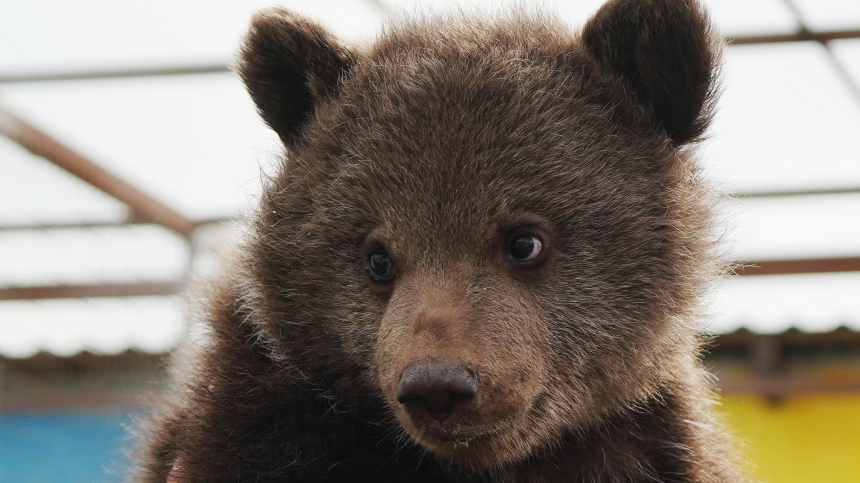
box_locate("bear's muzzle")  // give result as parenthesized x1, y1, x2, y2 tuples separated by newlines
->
(397, 361, 479, 440)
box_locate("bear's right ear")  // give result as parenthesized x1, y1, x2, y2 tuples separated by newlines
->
(238, 9, 355, 147)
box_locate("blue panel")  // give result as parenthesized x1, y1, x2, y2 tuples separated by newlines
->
(0, 411, 135, 483)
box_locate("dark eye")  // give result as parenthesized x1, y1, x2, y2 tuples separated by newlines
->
(507, 233, 544, 264)
(367, 249, 396, 283)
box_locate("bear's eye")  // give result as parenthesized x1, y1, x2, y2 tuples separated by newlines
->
(507, 233, 544, 264)
(367, 249, 396, 283)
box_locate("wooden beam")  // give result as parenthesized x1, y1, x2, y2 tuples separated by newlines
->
(0, 282, 184, 300)
(0, 106, 195, 238)
(737, 257, 860, 276)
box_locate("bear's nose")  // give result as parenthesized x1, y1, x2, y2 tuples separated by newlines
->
(396, 361, 478, 425)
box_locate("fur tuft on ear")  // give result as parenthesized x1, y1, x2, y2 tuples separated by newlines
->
(238, 9, 355, 147)
(581, 0, 720, 145)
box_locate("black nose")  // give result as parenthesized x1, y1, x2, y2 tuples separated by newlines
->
(396, 361, 478, 424)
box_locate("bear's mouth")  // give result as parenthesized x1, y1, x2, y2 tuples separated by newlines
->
(411, 413, 516, 448)
(388, 360, 541, 463)
(406, 417, 530, 469)
(413, 420, 482, 443)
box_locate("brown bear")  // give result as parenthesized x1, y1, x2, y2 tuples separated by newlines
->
(137, 0, 745, 481)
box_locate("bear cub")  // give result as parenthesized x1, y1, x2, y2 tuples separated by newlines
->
(138, 0, 745, 481)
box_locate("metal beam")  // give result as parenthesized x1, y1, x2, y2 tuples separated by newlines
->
(734, 187, 860, 198)
(0, 221, 157, 231)
(0, 64, 230, 83)
(1, 256, 855, 302)
(0, 106, 195, 238)
(362, 0, 391, 14)
(718, 378, 860, 396)
(729, 28, 860, 46)
(715, 327, 860, 348)
(737, 257, 860, 276)
(0, 217, 231, 232)
(775, 0, 860, 108)
(0, 282, 184, 300)
(0, 29, 857, 85)
(710, 330, 860, 396)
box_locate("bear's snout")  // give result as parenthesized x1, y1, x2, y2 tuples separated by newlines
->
(397, 361, 478, 438)
(376, 274, 551, 462)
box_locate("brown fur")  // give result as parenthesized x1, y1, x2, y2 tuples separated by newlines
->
(136, 1, 744, 481)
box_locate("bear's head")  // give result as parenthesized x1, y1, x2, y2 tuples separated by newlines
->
(238, 0, 719, 470)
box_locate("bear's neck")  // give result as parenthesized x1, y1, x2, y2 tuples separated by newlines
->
(275, 369, 712, 482)
(193, 292, 721, 482)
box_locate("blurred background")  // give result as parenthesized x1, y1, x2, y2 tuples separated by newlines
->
(1, 0, 859, 482)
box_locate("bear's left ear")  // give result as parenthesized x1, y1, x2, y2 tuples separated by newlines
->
(238, 9, 356, 147)
(581, 0, 719, 145)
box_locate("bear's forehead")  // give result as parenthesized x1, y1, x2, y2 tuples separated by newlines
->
(291, 21, 672, 250)
(331, 18, 596, 125)
(344, 36, 585, 120)
(303, 106, 662, 254)
(320, 47, 616, 186)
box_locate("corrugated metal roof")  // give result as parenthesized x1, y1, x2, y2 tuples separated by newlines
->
(0, 226, 188, 288)
(0, 297, 184, 358)
(709, 272, 860, 334)
(0, 74, 281, 222)
(725, 194, 860, 261)
(702, 41, 860, 194)
(0, 136, 127, 227)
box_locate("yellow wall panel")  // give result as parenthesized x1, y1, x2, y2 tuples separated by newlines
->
(718, 394, 860, 483)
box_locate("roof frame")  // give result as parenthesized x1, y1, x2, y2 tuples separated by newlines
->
(0, 10, 858, 309)
(774, 0, 860, 106)
(0, 282, 184, 300)
(0, 105, 195, 238)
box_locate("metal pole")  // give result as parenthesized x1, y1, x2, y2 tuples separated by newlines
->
(0, 106, 195, 238)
